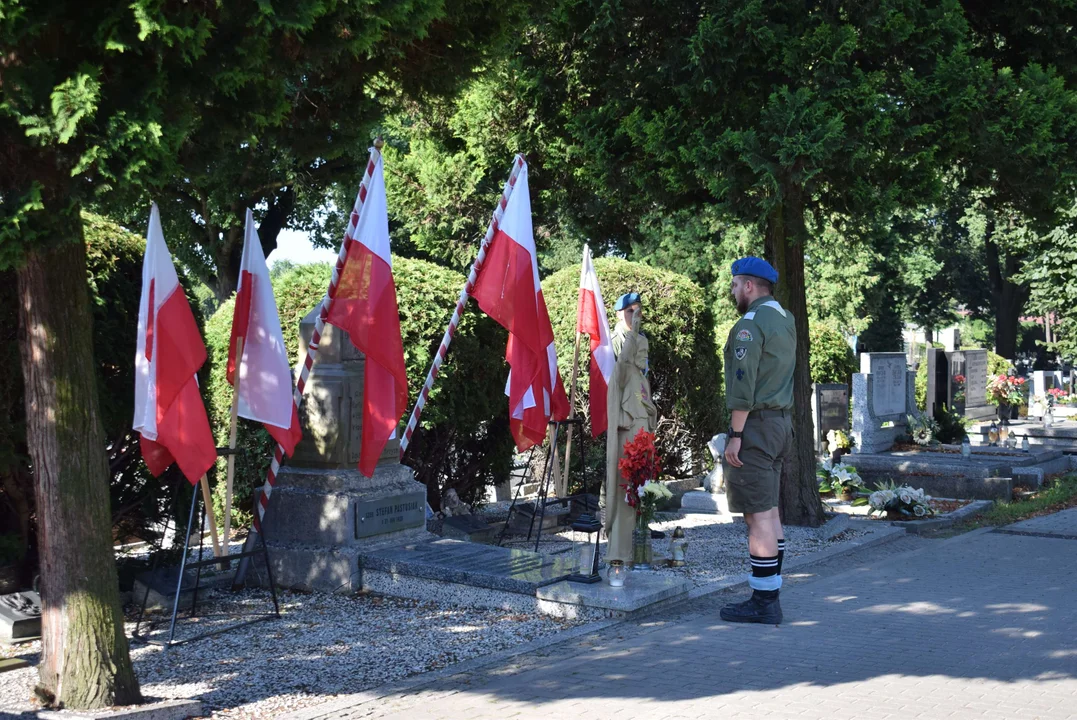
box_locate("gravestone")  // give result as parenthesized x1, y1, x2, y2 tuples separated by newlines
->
(851, 352, 918, 454)
(1030, 370, 1066, 417)
(256, 307, 431, 593)
(926, 347, 992, 421)
(441, 515, 497, 544)
(959, 349, 993, 420)
(0, 591, 41, 644)
(811, 383, 849, 454)
(925, 348, 947, 419)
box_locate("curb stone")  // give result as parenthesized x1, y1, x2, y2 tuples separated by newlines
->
(37, 699, 202, 720)
(280, 523, 906, 720)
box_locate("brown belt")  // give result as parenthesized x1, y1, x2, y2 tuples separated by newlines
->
(748, 408, 788, 420)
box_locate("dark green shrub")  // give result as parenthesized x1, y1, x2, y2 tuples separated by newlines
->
(203, 258, 514, 518)
(808, 322, 859, 385)
(542, 258, 723, 478)
(1, 213, 199, 572)
(933, 404, 971, 445)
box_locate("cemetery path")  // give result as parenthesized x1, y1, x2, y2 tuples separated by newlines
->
(288, 515, 1077, 720)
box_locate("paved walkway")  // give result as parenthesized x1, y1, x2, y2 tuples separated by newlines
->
(291, 515, 1077, 720)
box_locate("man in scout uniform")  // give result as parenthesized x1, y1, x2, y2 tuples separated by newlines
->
(721, 257, 796, 624)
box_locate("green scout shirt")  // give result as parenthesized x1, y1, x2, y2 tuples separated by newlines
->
(724, 296, 796, 411)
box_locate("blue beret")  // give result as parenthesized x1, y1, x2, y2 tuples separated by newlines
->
(731, 257, 778, 284)
(615, 292, 641, 311)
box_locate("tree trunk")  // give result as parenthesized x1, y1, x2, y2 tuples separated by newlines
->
(16, 225, 141, 709)
(983, 216, 1030, 361)
(765, 183, 826, 528)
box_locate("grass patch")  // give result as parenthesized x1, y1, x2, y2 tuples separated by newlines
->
(953, 474, 1077, 532)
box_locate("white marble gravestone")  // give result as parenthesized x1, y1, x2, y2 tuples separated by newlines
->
(851, 353, 917, 454)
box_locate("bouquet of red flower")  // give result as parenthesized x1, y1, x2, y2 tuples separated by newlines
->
(618, 429, 664, 528)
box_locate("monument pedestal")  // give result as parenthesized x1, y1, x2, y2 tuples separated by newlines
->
(256, 464, 431, 593)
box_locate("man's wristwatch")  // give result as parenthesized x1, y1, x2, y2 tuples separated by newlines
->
(728, 430, 744, 439)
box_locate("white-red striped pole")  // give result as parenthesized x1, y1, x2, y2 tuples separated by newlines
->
(398, 154, 526, 457)
(252, 140, 384, 531)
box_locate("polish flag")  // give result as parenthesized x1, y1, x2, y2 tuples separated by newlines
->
(325, 149, 409, 477)
(227, 209, 302, 456)
(577, 245, 614, 437)
(471, 160, 570, 451)
(133, 204, 217, 484)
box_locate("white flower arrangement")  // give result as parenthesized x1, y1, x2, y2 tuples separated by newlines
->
(638, 480, 673, 501)
(817, 460, 865, 498)
(867, 480, 933, 519)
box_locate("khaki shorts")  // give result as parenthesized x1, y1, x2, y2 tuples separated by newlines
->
(723, 412, 793, 514)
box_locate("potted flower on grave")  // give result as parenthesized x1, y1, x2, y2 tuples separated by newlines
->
(987, 374, 1026, 422)
(951, 374, 966, 406)
(826, 428, 854, 460)
(618, 429, 667, 569)
(817, 459, 866, 502)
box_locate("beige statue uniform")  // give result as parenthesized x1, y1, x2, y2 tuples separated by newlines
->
(603, 319, 658, 563)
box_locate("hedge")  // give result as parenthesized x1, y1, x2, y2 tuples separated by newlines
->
(542, 258, 723, 478)
(203, 258, 514, 520)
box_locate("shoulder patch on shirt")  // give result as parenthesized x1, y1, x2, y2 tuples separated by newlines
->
(735, 346, 748, 360)
(736, 329, 753, 342)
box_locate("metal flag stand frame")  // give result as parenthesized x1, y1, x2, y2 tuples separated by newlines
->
(496, 416, 594, 552)
(131, 448, 280, 648)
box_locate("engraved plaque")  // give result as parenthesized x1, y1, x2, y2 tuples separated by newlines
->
(354, 491, 426, 538)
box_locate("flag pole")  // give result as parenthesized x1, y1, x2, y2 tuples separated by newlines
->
(246, 139, 384, 535)
(560, 244, 593, 496)
(197, 474, 223, 559)
(560, 329, 584, 496)
(398, 154, 527, 457)
(223, 336, 243, 553)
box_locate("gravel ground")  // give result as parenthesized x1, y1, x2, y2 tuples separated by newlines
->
(1, 511, 873, 718)
(501, 510, 871, 588)
(0, 589, 583, 719)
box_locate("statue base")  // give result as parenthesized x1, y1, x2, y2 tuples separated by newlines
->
(254, 463, 433, 593)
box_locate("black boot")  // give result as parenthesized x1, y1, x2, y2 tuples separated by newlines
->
(720, 589, 783, 624)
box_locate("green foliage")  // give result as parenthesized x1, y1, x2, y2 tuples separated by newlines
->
(967, 475, 1077, 529)
(808, 323, 858, 385)
(988, 351, 1011, 376)
(1019, 204, 1077, 361)
(1, 0, 524, 297)
(0, 534, 25, 566)
(1, 213, 195, 550)
(542, 258, 723, 476)
(933, 404, 972, 445)
(203, 260, 513, 518)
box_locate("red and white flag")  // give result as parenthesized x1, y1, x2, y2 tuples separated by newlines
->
(577, 245, 614, 437)
(133, 203, 217, 484)
(227, 209, 302, 456)
(325, 149, 409, 477)
(471, 160, 570, 451)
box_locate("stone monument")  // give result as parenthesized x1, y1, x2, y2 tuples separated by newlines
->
(851, 352, 918, 454)
(258, 307, 430, 592)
